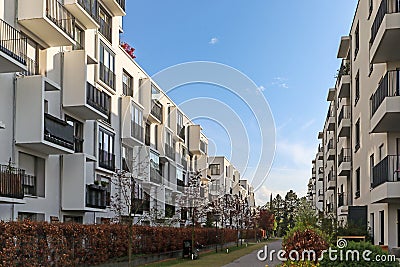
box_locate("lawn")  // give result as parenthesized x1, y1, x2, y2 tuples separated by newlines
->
(141, 240, 276, 267)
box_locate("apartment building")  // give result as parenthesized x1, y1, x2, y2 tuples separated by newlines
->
(308, 0, 400, 249)
(0, 0, 214, 225)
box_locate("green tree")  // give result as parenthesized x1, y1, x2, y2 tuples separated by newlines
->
(281, 190, 299, 235)
(295, 197, 318, 228)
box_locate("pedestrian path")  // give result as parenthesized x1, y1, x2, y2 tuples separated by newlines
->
(222, 239, 282, 267)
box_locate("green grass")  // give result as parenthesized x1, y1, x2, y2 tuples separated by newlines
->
(140, 240, 277, 267)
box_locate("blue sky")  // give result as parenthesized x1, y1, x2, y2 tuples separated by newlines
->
(122, 1, 358, 205)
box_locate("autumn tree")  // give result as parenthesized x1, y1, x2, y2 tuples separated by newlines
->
(257, 209, 275, 236)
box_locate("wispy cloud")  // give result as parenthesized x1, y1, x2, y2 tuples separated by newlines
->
(271, 77, 289, 89)
(257, 85, 265, 92)
(276, 139, 315, 168)
(301, 119, 315, 130)
(209, 37, 219, 45)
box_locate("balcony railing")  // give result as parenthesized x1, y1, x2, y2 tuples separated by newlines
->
(44, 113, 74, 150)
(165, 144, 175, 160)
(132, 198, 150, 214)
(86, 82, 110, 116)
(99, 63, 115, 90)
(327, 105, 335, 119)
(336, 60, 350, 82)
(338, 105, 351, 126)
(131, 121, 143, 142)
(371, 0, 400, 44)
(0, 165, 24, 199)
(0, 19, 27, 65)
(98, 149, 115, 171)
(145, 129, 150, 146)
(150, 167, 162, 184)
(338, 148, 351, 166)
(370, 70, 400, 117)
(327, 139, 334, 150)
(151, 100, 163, 122)
(78, 0, 99, 23)
(338, 192, 345, 207)
(116, 0, 126, 11)
(181, 157, 188, 169)
(372, 155, 400, 188)
(86, 184, 106, 209)
(46, 0, 75, 39)
(23, 57, 39, 76)
(99, 17, 112, 42)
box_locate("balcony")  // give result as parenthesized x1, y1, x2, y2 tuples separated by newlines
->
(338, 148, 351, 176)
(370, 0, 400, 63)
(64, 0, 99, 29)
(188, 125, 202, 155)
(371, 155, 400, 203)
(99, 17, 112, 43)
(338, 105, 351, 137)
(121, 97, 144, 146)
(163, 177, 177, 192)
(62, 153, 107, 211)
(326, 107, 335, 131)
(149, 100, 163, 123)
(370, 70, 400, 132)
(18, 0, 76, 47)
(163, 144, 175, 161)
(318, 190, 324, 202)
(99, 63, 115, 90)
(98, 149, 115, 171)
(336, 61, 351, 98)
(181, 157, 188, 170)
(102, 0, 126, 16)
(327, 171, 336, 190)
(0, 165, 25, 203)
(318, 167, 324, 181)
(337, 192, 349, 216)
(150, 167, 162, 184)
(326, 139, 335, 161)
(16, 76, 75, 154)
(0, 19, 27, 73)
(132, 198, 150, 215)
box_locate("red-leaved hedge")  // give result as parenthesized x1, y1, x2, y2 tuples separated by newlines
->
(0, 221, 257, 266)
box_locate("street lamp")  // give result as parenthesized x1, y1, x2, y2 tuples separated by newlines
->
(213, 212, 220, 253)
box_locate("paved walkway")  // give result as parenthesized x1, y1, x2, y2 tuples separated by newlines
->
(222, 239, 282, 267)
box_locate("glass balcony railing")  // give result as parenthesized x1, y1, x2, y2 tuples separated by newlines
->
(44, 113, 74, 150)
(131, 121, 143, 142)
(77, 0, 99, 23)
(99, 62, 115, 90)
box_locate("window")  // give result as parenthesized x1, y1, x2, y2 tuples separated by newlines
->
(131, 104, 143, 141)
(200, 140, 206, 153)
(99, 7, 112, 42)
(19, 152, 45, 197)
(167, 107, 171, 128)
(74, 25, 84, 49)
(211, 179, 220, 191)
(379, 144, 384, 161)
(151, 85, 160, 95)
(226, 166, 228, 177)
(209, 164, 220, 175)
(370, 154, 374, 185)
(369, 0, 373, 18)
(99, 42, 115, 89)
(18, 212, 45, 222)
(152, 125, 158, 150)
(379, 210, 384, 245)
(354, 23, 359, 59)
(355, 119, 360, 152)
(355, 71, 360, 105)
(98, 127, 115, 171)
(177, 111, 184, 140)
(370, 213, 375, 243)
(355, 168, 360, 198)
(122, 71, 133, 96)
(150, 150, 160, 172)
(145, 122, 150, 146)
(66, 116, 84, 153)
(64, 216, 83, 224)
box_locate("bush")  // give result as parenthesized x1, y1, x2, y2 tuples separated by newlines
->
(282, 225, 329, 260)
(0, 221, 242, 266)
(319, 241, 399, 267)
(279, 260, 319, 267)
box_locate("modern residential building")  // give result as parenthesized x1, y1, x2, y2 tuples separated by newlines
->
(308, 0, 400, 249)
(0, 0, 254, 226)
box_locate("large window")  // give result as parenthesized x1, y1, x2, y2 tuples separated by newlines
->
(354, 23, 359, 59)
(122, 71, 133, 96)
(355, 119, 360, 152)
(209, 164, 221, 175)
(355, 168, 360, 198)
(98, 127, 115, 171)
(177, 111, 184, 139)
(99, 7, 112, 42)
(19, 152, 45, 197)
(66, 116, 84, 153)
(131, 104, 143, 141)
(99, 42, 115, 89)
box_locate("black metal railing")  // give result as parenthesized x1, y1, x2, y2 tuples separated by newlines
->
(86, 184, 106, 209)
(0, 165, 24, 199)
(145, 128, 150, 146)
(338, 105, 351, 126)
(99, 17, 112, 43)
(131, 121, 143, 142)
(44, 113, 74, 150)
(23, 57, 39, 76)
(116, 0, 126, 10)
(46, 0, 75, 39)
(150, 167, 162, 184)
(99, 63, 115, 90)
(151, 100, 163, 122)
(338, 148, 351, 166)
(0, 19, 27, 66)
(98, 149, 115, 171)
(78, 0, 99, 23)
(86, 82, 110, 116)
(371, 0, 400, 44)
(370, 70, 400, 117)
(132, 198, 150, 214)
(165, 144, 175, 160)
(338, 192, 345, 207)
(327, 139, 334, 150)
(23, 174, 36, 196)
(372, 155, 400, 188)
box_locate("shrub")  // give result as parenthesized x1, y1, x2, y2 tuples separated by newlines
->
(319, 241, 399, 267)
(282, 225, 329, 261)
(279, 260, 319, 267)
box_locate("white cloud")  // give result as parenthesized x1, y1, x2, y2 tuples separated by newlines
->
(271, 77, 289, 89)
(209, 37, 219, 45)
(301, 119, 315, 130)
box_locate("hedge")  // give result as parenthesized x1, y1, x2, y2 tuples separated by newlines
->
(0, 221, 255, 266)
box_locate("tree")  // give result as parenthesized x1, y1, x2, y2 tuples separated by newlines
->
(271, 194, 285, 236)
(281, 190, 299, 235)
(294, 197, 318, 228)
(257, 209, 275, 235)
